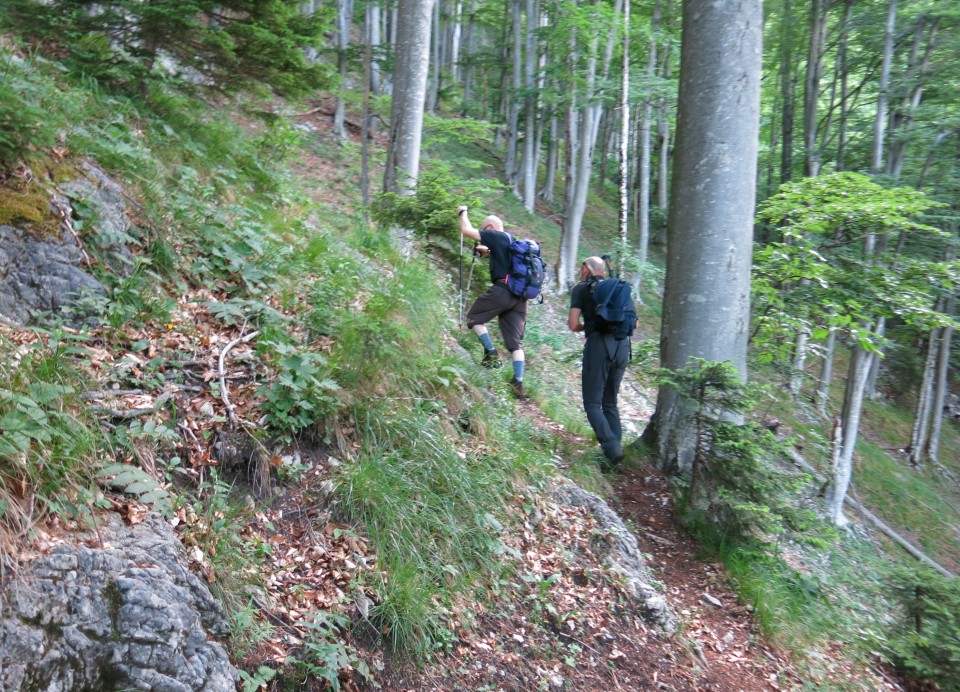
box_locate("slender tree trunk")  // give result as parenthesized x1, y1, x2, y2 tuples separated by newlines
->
(803, 0, 827, 177)
(383, 0, 436, 195)
(909, 321, 940, 466)
(428, 0, 441, 113)
(559, 19, 600, 290)
(369, 0, 382, 95)
(887, 17, 938, 181)
(504, 0, 523, 192)
(636, 0, 659, 290)
(361, 10, 373, 210)
(520, 0, 538, 211)
(461, 0, 476, 114)
(643, 0, 762, 476)
(333, 0, 352, 140)
(540, 110, 558, 202)
(816, 323, 837, 416)
(871, 0, 897, 174)
(835, 0, 853, 171)
(779, 0, 796, 183)
(655, 0, 673, 215)
(617, 0, 631, 279)
(831, 339, 872, 527)
(790, 319, 810, 398)
(927, 291, 955, 463)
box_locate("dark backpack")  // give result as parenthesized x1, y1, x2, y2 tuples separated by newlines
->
(590, 278, 636, 339)
(505, 235, 546, 301)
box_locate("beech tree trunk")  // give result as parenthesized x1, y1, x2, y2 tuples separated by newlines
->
(909, 322, 940, 466)
(815, 324, 837, 416)
(636, 0, 659, 290)
(803, 0, 827, 177)
(383, 0, 436, 195)
(504, 0, 523, 192)
(871, 0, 897, 173)
(831, 341, 873, 527)
(927, 292, 955, 463)
(520, 0, 538, 211)
(333, 0, 352, 140)
(779, 0, 795, 182)
(643, 0, 762, 476)
(617, 0, 631, 278)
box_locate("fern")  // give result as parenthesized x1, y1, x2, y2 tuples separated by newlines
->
(97, 462, 172, 517)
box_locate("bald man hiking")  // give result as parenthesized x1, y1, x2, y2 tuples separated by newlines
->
(568, 256, 637, 467)
(457, 205, 529, 399)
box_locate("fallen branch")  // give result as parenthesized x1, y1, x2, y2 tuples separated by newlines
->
(218, 330, 260, 428)
(89, 390, 174, 420)
(787, 449, 956, 578)
(81, 389, 144, 400)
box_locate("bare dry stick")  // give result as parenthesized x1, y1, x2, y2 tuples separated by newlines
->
(218, 330, 260, 428)
(89, 390, 174, 420)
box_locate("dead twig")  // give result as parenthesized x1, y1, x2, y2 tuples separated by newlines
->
(218, 329, 260, 428)
(89, 390, 174, 420)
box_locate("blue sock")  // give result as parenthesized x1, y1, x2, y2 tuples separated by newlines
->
(513, 359, 525, 381)
(478, 333, 495, 351)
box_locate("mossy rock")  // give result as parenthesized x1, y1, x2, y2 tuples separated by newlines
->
(0, 177, 59, 237)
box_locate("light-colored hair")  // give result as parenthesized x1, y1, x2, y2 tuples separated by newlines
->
(582, 256, 606, 276)
(480, 215, 504, 231)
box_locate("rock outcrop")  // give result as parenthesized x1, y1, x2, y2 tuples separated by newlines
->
(553, 480, 677, 632)
(0, 160, 133, 326)
(0, 513, 238, 691)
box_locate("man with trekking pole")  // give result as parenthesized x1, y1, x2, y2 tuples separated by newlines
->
(568, 256, 637, 467)
(456, 205, 529, 399)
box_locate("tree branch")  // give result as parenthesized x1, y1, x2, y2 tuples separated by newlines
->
(218, 330, 260, 428)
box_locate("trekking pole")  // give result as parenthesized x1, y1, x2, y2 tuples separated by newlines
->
(465, 244, 478, 300)
(459, 232, 464, 328)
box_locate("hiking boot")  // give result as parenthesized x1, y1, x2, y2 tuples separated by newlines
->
(602, 445, 625, 469)
(509, 378, 529, 400)
(481, 349, 503, 368)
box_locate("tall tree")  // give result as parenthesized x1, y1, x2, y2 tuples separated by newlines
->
(643, 0, 763, 475)
(383, 0, 437, 195)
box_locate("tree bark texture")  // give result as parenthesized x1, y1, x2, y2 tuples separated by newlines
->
(645, 0, 762, 476)
(383, 0, 436, 195)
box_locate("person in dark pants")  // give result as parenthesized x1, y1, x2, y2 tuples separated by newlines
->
(567, 256, 634, 466)
(456, 205, 528, 398)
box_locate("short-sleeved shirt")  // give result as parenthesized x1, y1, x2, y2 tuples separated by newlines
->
(479, 229, 513, 284)
(570, 277, 602, 336)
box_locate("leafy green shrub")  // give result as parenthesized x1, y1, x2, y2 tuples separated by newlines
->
(0, 52, 64, 166)
(0, 332, 107, 537)
(660, 359, 819, 543)
(371, 161, 502, 241)
(886, 566, 960, 690)
(258, 342, 341, 440)
(289, 611, 375, 691)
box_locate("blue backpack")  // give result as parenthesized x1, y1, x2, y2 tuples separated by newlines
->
(591, 278, 636, 339)
(505, 235, 546, 301)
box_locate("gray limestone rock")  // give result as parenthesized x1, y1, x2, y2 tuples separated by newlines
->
(552, 480, 677, 632)
(0, 161, 135, 326)
(0, 513, 238, 691)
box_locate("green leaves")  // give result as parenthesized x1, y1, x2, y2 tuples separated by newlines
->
(753, 172, 956, 363)
(259, 342, 341, 440)
(5, 0, 334, 97)
(371, 161, 503, 241)
(97, 462, 173, 517)
(885, 566, 960, 689)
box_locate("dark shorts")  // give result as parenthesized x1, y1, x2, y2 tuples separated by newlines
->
(466, 283, 528, 352)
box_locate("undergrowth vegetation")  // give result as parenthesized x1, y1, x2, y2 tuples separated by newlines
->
(0, 33, 568, 686)
(1, 14, 959, 691)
